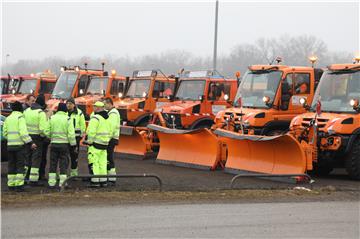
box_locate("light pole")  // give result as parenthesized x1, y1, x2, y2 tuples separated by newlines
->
(212, 0, 219, 71)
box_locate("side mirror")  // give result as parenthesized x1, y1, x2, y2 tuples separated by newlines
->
(102, 89, 106, 96)
(262, 96, 272, 107)
(299, 97, 310, 110)
(199, 95, 205, 102)
(224, 94, 230, 101)
(118, 92, 123, 98)
(350, 99, 360, 112)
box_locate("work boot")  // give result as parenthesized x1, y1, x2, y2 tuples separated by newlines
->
(89, 182, 100, 188)
(107, 181, 116, 186)
(100, 182, 108, 187)
(8, 186, 16, 192)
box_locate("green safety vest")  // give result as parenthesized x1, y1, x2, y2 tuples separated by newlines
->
(3, 111, 33, 146)
(86, 113, 111, 146)
(108, 108, 121, 140)
(24, 107, 49, 137)
(69, 108, 86, 137)
(49, 111, 76, 145)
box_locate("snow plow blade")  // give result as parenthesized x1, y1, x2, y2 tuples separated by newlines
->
(214, 129, 307, 175)
(114, 126, 156, 160)
(147, 124, 223, 170)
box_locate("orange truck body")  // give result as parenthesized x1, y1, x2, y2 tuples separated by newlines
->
(46, 66, 105, 112)
(214, 65, 323, 135)
(114, 70, 176, 159)
(154, 70, 238, 129)
(75, 74, 127, 119)
(288, 62, 360, 179)
(1, 71, 57, 115)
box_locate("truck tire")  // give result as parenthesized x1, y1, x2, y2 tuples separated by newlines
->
(345, 137, 360, 180)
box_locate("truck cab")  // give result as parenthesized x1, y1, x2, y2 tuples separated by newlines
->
(215, 65, 323, 135)
(157, 70, 238, 129)
(290, 62, 360, 177)
(47, 65, 105, 112)
(1, 71, 57, 115)
(115, 70, 176, 126)
(75, 71, 128, 119)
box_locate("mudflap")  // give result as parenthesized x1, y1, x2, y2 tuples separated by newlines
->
(214, 129, 307, 175)
(114, 126, 157, 160)
(147, 124, 223, 170)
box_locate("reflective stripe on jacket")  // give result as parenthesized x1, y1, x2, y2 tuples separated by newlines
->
(69, 108, 86, 137)
(24, 107, 49, 137)
(49, 111, 76, 146)
(86, 114, 111, 146)
(3, 111, 32, 146)
(108, 108, 121, 140)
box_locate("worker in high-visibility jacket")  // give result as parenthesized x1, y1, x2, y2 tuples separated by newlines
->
(84, 101, 111, 187)
(66, 97, 86, 177)
(103, 97, 120, 185)
(23, 94, 49, 184)
(3, 101, 37, 191)
(48, 103, 76, 188)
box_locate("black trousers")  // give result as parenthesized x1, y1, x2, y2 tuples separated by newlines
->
(8, 146, 26, 175)
(49, 144, 69, 175)
(70, 137, 81, 170)
(39, 140, 50, 178)
(107, 139, 118, 170)
(29, 135, 44, 169)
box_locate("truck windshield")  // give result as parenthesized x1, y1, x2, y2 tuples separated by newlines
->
(87, 77, 108, 94)
(125, 79, 151, 98)
(51, 72, 78, 99)
(311, 70, 360, 113)
(175, 80, 206, 100)
(234, 70, 282, 108)
(18, 79, 37, 94)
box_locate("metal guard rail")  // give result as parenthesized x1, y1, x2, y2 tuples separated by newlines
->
(230, 173, 314, 189)
(61, 173, 163, 192)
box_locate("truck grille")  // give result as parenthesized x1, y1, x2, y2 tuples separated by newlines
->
(301, 117, 329, 131)
(162, 113, 182, 128)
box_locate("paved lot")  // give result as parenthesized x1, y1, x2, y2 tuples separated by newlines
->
(2, 201, 359, 238)
(1, 152, 360, 193)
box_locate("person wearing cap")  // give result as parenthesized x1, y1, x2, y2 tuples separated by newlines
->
(84, 101, 111, 187)
(66, 97, 86, 177)
(48, 103, 76, 188)
(103, 97, 121, 185)
(23, 94, 49, 185)
(3, 101, 37, 191)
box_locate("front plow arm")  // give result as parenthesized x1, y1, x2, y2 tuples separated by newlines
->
(114, 126, 156, 160)
(214, 129, 308, 175)
(147, 124, 224, 170)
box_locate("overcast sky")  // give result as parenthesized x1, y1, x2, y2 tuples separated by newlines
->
(1, 1, 359, 63)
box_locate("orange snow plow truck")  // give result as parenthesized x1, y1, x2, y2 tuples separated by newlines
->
(216, 61, 360, 179)
(149, 63, 323, 170)
(114, 70, 177, 159)
(75, 70, 128, 120)
(46, 64, 105, 112)
(1, 71, 57, 115)
(146, 70, 238, 168)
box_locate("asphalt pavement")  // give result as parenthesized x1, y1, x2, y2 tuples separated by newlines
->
(2, 201, 359, 238)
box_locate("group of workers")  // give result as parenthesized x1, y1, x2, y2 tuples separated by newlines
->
(2, 94, 120, 191)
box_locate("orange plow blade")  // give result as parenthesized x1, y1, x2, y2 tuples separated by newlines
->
(114, 126, 156, 160)
(214, 129, 307, 175)
(147, 124, 222, 170)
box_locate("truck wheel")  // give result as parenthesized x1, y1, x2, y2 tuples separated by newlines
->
(345, 138, 360, 180)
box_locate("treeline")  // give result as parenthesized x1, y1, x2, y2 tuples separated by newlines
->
(2, 35, 354, 78)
